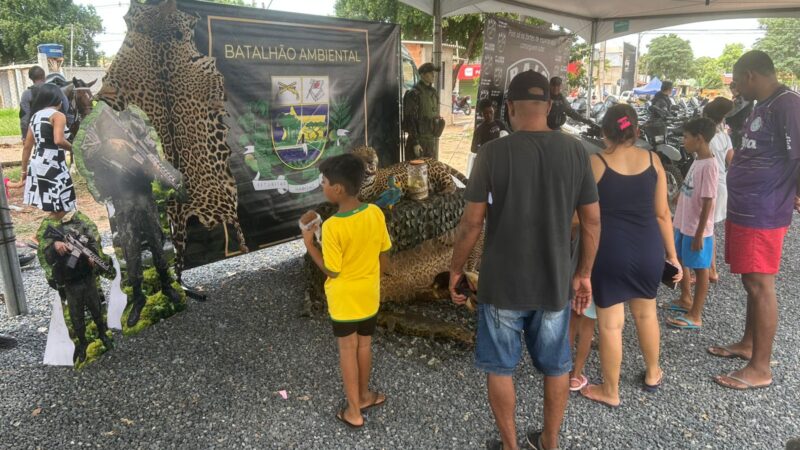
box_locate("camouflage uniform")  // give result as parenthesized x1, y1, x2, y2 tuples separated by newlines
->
(403, 81, 440, 159)
(77, 104, 183, 328)
(37, 211, 114, 363)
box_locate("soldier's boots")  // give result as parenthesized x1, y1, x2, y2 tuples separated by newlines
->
(97, 325, 114, 351)
(73, 338, 88, 364)
(159, 272, 182, 306)
(126, 287, 147, 328)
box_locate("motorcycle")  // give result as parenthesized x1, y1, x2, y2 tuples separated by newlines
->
(590, 95, 619, 123)
(452, 93, 472, 115)
(571, 96, 588, 116)
(639, 120, 690, 208)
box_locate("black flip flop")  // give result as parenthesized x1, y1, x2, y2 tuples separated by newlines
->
(360, 392, 387, 412)
(336, 406, 364, 429)
(642, 372, 663, 393)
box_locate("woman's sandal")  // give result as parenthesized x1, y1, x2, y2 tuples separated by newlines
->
(569, 375, 588, 392)
(335, 405, 364, 429)
(360, 392, 387, 412)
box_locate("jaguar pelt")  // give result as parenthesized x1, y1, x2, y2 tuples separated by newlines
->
(96, 0, 247, 274)
(352, 146, 468, 203)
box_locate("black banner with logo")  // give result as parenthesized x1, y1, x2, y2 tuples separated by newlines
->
(622, 42, 637, 92)
(175, 0, 400, 268)
(477, 16, 571, 126)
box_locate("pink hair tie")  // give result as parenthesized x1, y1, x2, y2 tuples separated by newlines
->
(617, 116, 632, 131)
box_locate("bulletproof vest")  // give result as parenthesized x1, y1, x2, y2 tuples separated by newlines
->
(403, 81, 445, 136)
(416, 83, 438, 119)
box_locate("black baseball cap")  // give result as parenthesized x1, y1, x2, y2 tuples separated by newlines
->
(507, 70, 550, 102)
(418, 63, 440, 74)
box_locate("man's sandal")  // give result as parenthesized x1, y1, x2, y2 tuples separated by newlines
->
(714, 372, 772, 390)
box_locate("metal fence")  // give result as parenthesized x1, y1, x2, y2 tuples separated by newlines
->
(0, 65, 106, 109)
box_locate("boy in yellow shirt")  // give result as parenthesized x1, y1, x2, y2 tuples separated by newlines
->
(301, 154, 392, 429)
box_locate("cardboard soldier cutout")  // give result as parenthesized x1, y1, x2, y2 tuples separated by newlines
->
(37, 211, 114, 365)
(73, 103, 186, 331)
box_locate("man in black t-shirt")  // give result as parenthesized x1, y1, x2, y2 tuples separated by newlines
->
(547, 76, 593, 130)
(449, 70, 601, 450)
(471, 99, 509, 153)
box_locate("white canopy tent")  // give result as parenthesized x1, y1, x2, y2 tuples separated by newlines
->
(401, 0, 800, 42)
(401, 0, 800, 122)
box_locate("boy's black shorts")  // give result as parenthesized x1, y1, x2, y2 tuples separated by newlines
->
(331, 315, 378, 337)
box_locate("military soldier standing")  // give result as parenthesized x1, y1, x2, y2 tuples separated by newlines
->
(403, 63, 444, 159)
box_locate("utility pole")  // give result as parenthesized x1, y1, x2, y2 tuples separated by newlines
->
(70, 24, 75, 68)
(0, 165, 27, 316)
(634, 33, 642, 88)
(432, 0, 442, 160)
(599, 41, 607, 100)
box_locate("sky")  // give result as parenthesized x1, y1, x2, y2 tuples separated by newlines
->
(78, 0, 764, 59)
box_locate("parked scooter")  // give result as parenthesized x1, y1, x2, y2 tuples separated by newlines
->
(452, 93, 472, 115)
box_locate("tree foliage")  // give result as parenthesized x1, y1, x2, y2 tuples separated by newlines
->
(334, 1, 546, 69)
(717, 43, 744, 73)
(566, 41, 590, 89)
(755, 18, 800, 83)
(0, 0, 103, 65)
(693, 56, 724, 89)
(642, 34, 694, 81)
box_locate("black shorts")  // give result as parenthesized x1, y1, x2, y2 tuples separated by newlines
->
(331, 315, 378, 337)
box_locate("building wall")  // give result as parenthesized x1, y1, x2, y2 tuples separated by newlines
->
(0, 65, 105, 109)
(402, 41, 460, 120)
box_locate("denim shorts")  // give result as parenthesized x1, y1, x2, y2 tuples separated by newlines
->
(475, 303, 572, 377)
(674, 230, 714, 269)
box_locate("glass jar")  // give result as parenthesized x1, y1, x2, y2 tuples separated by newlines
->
(406, 160, 429, 200)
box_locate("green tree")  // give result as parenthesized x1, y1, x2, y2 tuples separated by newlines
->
(0, 0, 103, 65)
(754, 18, 800, 85)
(717, 43, 744, 73)
(335, 1, 550, 88)
(641, 34, 694, 81)
(335, 0, 432, 39)
(694, 56, 724, 89)
(567, 41, 590, 89)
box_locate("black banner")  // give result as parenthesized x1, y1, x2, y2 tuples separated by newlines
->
(622, 42, 637, 92)
(477, 16, 571, 125)
(175, 0, 401, 268)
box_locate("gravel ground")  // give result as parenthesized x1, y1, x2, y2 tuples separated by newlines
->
(1, 224, 799, 449)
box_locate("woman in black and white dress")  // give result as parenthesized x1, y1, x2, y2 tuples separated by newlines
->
(9, 83, 76, 216)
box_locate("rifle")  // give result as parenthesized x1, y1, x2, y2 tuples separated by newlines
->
(44, 225, 111, 273)
(94, 107, 184, 191)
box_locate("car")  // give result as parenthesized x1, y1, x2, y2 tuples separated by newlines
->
(620, 90, 637, 103)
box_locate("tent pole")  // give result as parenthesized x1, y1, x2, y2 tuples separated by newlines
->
(0, 165, 27, 316)
(585, 19, 598, 120)
(433, 0, 442, 159)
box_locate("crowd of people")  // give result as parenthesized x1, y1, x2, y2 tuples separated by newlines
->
(296, 50, 800, 449)
(448, 49, 799, 449)
(3, 45, 797, 448)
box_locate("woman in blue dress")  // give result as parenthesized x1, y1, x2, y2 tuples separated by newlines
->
(580, 104, 682, 407)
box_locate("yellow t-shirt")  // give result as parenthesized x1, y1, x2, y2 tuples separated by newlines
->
(322, 203, 392, 322)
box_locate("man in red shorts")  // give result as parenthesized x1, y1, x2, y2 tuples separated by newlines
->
(710, 50, 800, 390)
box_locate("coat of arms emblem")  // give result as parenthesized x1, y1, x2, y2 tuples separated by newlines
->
(271, 76, 330, 169)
